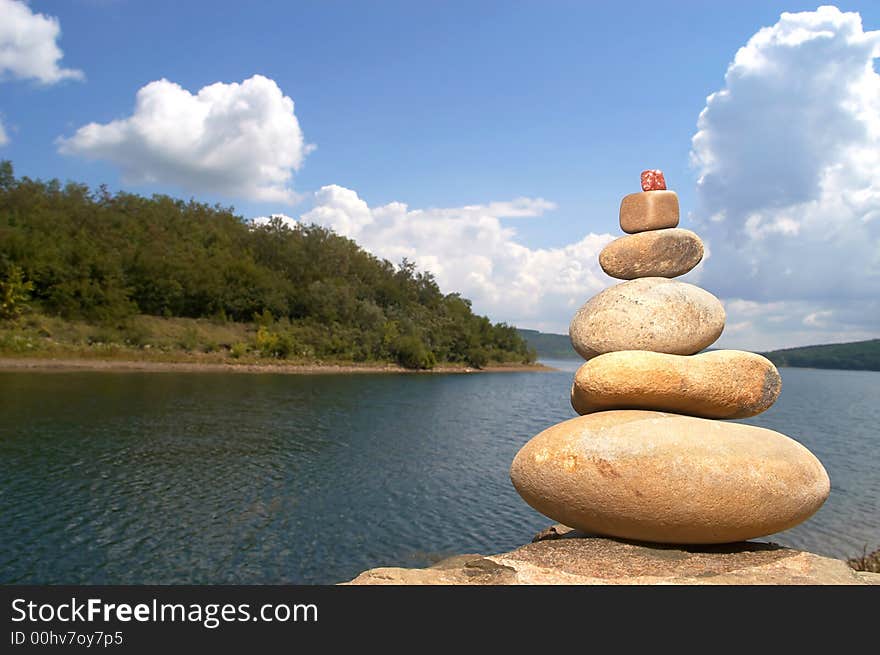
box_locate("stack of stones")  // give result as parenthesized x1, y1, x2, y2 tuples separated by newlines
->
(510, 170, 831, 544)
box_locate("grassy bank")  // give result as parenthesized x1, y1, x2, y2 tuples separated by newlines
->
(0, 313, 546, 372)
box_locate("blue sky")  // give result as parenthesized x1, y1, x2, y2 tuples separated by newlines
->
(2, 1, 880, 349)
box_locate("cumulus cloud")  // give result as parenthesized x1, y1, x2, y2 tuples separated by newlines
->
(250, 213, 298, 229)
(0, 119, 7, 146)
(0, 0, 83, 84)
(466, 198, 557, 218)
(691, 5, 880, 347)
(714, 297, 880, 351)
(803, 310, 833, 327)
(294, 186, 613, 332)
(58, 75, 312, 203)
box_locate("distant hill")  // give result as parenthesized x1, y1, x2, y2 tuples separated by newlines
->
(517, 329, 578, 359)
(519, 327, 880, 372)
(761, 339, 880, 371)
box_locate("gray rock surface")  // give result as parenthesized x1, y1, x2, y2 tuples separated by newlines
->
(346, 526, 879, 585)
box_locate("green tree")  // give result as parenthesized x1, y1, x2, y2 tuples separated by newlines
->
(0, 159, 535, 365)
(465, 347, 489, 369)
(0, 264, 34, 320)
(393, 335, 436, 370)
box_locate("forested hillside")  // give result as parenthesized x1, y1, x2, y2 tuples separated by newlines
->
(762, 339, 880, 371)
(517, 329, 578, 359)
(0, 161, 534, 368)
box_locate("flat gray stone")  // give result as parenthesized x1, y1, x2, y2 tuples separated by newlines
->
(346, 528, 877, 585)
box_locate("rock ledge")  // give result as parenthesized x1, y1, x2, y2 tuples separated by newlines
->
(345, 526, 880, 585)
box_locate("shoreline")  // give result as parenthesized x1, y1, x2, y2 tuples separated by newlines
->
(0, 356, 558, 375)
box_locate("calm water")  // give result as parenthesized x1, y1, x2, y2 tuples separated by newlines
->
(0, 363, 877, 584)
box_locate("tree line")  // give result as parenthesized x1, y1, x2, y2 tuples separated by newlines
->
(761, 339, 880, 372)
(0, 161, 534, 368)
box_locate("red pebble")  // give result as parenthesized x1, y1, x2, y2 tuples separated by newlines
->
(641, 170, 666, 191)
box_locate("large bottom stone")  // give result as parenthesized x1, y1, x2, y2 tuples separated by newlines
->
(346, 528, 878, 585)
(509, 410, 830, 544)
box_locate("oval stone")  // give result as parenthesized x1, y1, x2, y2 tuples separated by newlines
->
(571, 350, 781, 419)
(599, 228, 703, 280)
(619, 190, 679, 233)
(509, 410, 830, 544)
(569, 278, 725, 360)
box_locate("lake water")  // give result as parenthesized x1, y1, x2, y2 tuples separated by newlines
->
(0, 363, 877, 584)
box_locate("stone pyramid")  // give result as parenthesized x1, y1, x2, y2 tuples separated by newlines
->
(510, 170, 830, 544)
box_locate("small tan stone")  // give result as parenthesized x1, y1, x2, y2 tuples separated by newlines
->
(599, 228, 703, 280)
(569, 277, 725, 360)
(570, 350, 781, 419)
(619, 190, 679, 233)
(509, 410, 830, 544)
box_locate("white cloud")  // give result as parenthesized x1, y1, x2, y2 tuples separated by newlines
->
(304, 186, 374, 236)
(690, 5, 880, 347)
(58, 75, 312, 204)
(291, 186, 613, 331)
(250, 213, 298, 229)
(715, 298, 879, 351)
(0, 119, 7, 146)
(0, 0, 83, 84)
(467, 198, 557, 218)
(803, 309, 833, 327)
